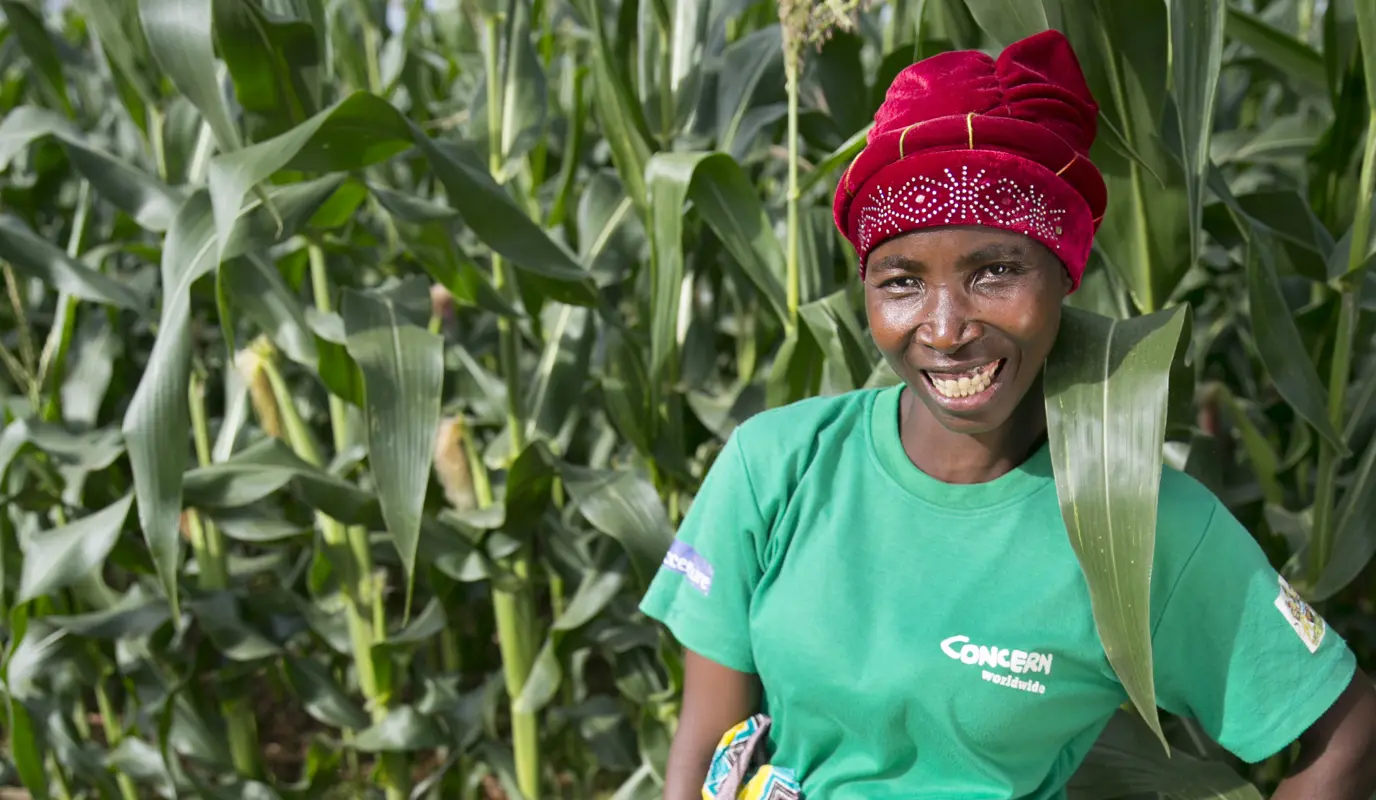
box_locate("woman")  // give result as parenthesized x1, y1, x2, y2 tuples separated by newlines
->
(638, 29, 1376, 799)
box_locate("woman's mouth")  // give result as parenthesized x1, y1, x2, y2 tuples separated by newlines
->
(920, 359, 1007, 410)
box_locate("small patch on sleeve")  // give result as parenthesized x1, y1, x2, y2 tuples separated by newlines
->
(662, 539, 714, 596)
(1274, 576, 1326, 654)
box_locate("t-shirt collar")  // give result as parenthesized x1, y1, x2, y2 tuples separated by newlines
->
(868, 383, 1054, 510)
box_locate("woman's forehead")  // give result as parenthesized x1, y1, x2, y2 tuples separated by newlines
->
(868, 227, 1047, 268)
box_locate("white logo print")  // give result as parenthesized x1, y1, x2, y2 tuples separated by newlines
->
(941, 635, 1052, 695)
(1274, 575, 1325, 654)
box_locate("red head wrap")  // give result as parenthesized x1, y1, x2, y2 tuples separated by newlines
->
(832, 29, 1106, 290)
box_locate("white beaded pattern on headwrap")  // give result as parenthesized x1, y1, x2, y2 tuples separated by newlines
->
(855, 165, 1068, 256)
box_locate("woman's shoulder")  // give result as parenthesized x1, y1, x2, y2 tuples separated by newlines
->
(730, 387, 881, 461)
(1151, 462, 1250, 573)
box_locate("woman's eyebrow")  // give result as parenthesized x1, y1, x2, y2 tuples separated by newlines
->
(958, 243, 1028, 267)
(870, 254, 924, 274)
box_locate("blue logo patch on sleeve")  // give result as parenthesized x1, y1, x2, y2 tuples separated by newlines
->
(663, 539, 714, 595)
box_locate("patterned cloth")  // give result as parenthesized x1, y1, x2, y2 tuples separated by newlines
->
(701, 714, 802, 799)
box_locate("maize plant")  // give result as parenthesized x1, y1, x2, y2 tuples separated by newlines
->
(0, 0, 1371, 798)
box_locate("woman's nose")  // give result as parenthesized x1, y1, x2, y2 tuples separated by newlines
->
(914, 288, 977, 354)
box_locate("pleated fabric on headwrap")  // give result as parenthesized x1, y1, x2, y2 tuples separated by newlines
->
(832, 29, 1107, 290)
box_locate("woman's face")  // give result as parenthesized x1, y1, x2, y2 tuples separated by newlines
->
(863, 226, 1071, 436)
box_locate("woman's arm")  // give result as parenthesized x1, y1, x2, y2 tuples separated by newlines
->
(663, 650, 761, 800)
(1272, 672, 1376, 800)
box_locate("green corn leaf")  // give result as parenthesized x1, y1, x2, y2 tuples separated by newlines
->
(0, 420, 125, 483)
(5, 696, 48, 799)
(0, 106, 184, 230)
(497, 0, 546, 169)
(766, 324, 825, 408)
(1168, 0, 1227, 272)
(122, 177, 344, 617)
(219, 254, 319, 370)
(1310, 432, 1376, 601)
(645, 152, 699, 382)
(17, 493, 134, 603)
(1060, 0, 1191, 312)
(342, 279, 445, 613)
(960, 0, 1049, 48)
(553, 570, 626, 632)
(1213, 385, 1283, 507)
(1359, 0, 1376, 113)
(511, 637, 561, 714)
(798, 289, 874, 393)
(183, 437, 379, 523)
(798, 123, 872, 197)
(1224, 8, 1327, 95)
(352, 706, 446, 753)
(206, 92, 596, 305)
(579, 0, 654, 219)
(206, 92, 411, 266)
(716, 26, 785, 161)
(0, 0, 72, 116)
(44, 585, 172, 640)
(1244, 231, 1348, 453)
(600, 323, 655, 458)
(560, 463, 673, 587)
(687, 155, 789, 321)
(283, 656, 371, 731)
(137, 0, 242, 152)
(524, 303, 594, 446)
(185, 592, 282, 661)
(212, 0, 321, 137)
(0, 214, 145, 310)
(647, 151, 789, 382)
(1043, 303, 1192, 753)
(71, 0, 156, 106)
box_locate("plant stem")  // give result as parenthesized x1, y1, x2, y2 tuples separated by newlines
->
(1311, 292, 1359, 586)
(358, 0, 385, 95)
(188, 374, 230, 590)
(35, 182, 90, 420)
(258, 353, 405, 798)
(94, 682, 139, 800)
(785, 54, 802, 328)
(188, 372, 261, 779)
(485, 13, 541, 797)
(308, 245, 355, 454)
(1312, 111, 1376, 586)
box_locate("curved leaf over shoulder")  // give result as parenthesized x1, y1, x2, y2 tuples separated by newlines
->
(1043, 303, 1192, 752)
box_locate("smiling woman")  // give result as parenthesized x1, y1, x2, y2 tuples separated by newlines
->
(639, 28, 1376, 800)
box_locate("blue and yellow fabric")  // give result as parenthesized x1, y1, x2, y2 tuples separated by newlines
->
(701, 714, 802, 799)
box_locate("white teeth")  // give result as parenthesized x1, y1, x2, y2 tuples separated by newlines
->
(928, 361, 1000, 399)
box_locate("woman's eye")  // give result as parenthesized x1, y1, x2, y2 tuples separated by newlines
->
(883, 276, 918, 290)
(981, 263, 1019, 279)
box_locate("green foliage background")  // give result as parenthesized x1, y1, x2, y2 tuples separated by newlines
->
(0, 0, 1372, 798)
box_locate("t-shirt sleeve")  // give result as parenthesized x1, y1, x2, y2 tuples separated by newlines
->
(637, 429, 767, 674)
(1151, 498, 1358, 763)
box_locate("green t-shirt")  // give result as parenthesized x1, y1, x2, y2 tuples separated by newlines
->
(639, 384, 1357, 799)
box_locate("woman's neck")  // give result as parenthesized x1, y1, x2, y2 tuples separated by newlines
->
(899, 378, 1049, 485)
